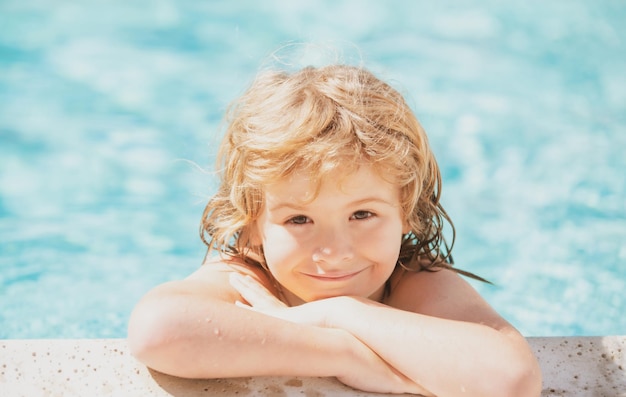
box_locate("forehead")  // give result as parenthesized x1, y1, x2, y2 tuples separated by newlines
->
(264, 163, 399, 206)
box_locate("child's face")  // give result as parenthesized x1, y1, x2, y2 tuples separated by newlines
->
(253, 164, 409, 304)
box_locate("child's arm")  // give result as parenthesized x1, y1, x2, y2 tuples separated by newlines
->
(234, 269, 542, 397)
(127, 260, 425, 394)
(331, 270, 542, 397)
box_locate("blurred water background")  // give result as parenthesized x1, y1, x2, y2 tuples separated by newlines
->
(1, 0, 625, 338)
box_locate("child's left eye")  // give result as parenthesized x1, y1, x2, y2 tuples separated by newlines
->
(351, 211, 374, 220)
(287, 215, 310, 225)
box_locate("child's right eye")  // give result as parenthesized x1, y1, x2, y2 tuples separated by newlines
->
(287, 215, 310, 225)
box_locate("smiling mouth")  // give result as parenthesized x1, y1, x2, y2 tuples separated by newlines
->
(304, 269, 364, 281)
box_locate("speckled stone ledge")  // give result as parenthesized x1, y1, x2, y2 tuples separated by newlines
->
(1, 336, 624, 396)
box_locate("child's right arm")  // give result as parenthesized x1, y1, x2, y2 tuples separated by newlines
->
(127, 260, 424, 395)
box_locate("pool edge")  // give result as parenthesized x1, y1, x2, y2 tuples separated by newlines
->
(1, 336, 625, 396)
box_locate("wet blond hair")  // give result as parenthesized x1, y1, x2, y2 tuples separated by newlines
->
(201, 64, 485, 281)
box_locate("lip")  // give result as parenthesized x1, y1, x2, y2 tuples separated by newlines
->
(303, 269, 365, 282)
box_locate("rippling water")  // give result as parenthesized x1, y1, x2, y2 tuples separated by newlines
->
(1, 0, 624, 337)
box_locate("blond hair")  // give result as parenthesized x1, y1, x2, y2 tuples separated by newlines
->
(201, 65, 482, 280)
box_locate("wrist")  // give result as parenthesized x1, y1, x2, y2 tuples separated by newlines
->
(326, 327, 365, 377)
(321, 295, 362, 329)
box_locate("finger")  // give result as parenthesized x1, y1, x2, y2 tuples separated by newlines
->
(229, 272, 267, 297)
(234, 300, 251, 309)
(229, 273, 285, 308)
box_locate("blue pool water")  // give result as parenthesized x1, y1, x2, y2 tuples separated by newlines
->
(1, 0, 625, 338)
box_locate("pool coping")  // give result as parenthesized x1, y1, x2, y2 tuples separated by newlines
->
(1, 336, 625, 396)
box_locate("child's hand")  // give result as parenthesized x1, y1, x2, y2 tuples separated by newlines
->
(228, 272, 327, 326)
(337, 347, 431, 396)
(229, 272, 428, 395)
(229, 272, 287, 310)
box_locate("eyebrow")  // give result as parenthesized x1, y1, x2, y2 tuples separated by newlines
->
(268, 196, 397, 212)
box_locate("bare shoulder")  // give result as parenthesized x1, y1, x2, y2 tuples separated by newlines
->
(142, 255, 274, 304)
(187, 255, 268, 283)
(386, 268, 512, 331)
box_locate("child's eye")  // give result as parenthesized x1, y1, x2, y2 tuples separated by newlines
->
(287, 215, 310, 225)
(351, 211, 374, 220)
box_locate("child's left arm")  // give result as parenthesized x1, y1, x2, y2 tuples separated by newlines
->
(232, 269, 542, 397)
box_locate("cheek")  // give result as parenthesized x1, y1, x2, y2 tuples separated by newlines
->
(358, 221, 404, 260)
(260, 225, 302, 267)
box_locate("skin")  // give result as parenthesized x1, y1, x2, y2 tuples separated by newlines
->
(128, 164, 542, 397)
(251, 166, 408, 304)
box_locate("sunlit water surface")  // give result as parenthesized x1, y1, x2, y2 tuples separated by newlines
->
(1, 0, 625, 338)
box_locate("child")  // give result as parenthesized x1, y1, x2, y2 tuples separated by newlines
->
(128, 64, 542, 396)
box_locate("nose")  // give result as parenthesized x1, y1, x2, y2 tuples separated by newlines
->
(311, 228, 354, 266)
